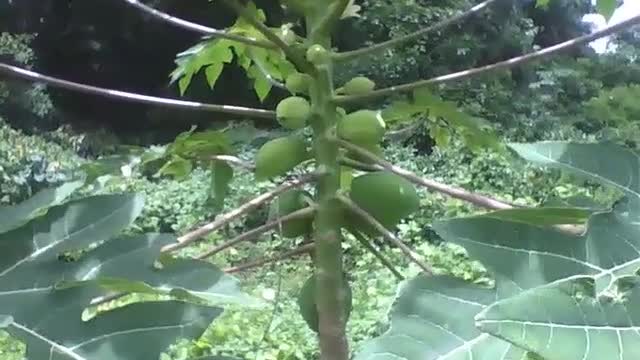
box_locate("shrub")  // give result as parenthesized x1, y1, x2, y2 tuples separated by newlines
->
(0, 117, 83, 205)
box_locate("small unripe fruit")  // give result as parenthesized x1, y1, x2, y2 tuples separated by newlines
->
(343, 76, 376, 95)
(337, 110, 386, 144)
(285, 73, 311, 95)
(255, 136, 308, 180)
(277, 26, 297, 45)
(306, 44, 330, 65)
(276, 96, 311, 129)
(269, 189, 313, 238)
(346, 142, 383, 164)
(348, 171, 420, 234)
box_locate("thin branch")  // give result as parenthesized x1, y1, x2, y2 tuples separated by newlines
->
(224, 243, 315, 273)
(210, 155, 255, 171)
(337, 139, 515, 210)
(162, 173, 317, 252)
(334, 13, 640, 104)
(337, 140, 585, 235)
(194, 207, 315, 260)
(0, 63, 276, 119)
(222, 0, 314, 74)
(337, 195, 433, 274)
(348, 228, 404, 280)
(122, 0, 275, 49)
(333, 0, 496, 62)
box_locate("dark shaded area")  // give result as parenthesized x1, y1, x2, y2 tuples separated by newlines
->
(0, 0, 284, 137)
(0, 0, 595, 141)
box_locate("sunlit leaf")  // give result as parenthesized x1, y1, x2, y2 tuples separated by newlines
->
(0, 180, 83, 233)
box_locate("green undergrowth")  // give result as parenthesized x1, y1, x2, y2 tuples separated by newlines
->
(0, 120, 618, 359)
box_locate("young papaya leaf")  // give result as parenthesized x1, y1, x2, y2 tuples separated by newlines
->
(169, 130, 232, 159)
(156, 155, 193, 179)
(0, 193, 257, 359)
(0, 180, 83, 233)
(477, 275, 640, 360)
(170, 2, 294, 99)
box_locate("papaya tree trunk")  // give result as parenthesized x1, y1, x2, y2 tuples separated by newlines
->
(308, 34, 350, 359)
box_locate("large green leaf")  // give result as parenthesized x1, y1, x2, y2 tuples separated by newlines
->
(509, 142, 639, 202)
(478, 275, 640, 360)
(359, 142, 640, 359)
(0, 180, 83, 233)
(354, 275, 526, 360)
(0, 191, 256, 359)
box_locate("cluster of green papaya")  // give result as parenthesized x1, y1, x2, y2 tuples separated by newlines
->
(253, 42, 419, 239)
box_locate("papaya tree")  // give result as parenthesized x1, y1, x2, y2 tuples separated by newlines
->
(1, 0, 640, 359)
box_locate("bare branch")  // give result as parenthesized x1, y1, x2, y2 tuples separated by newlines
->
(224, 243, 315, 273)
(222, 0, 314, 74)
(123, 0, 275, 49)
(348, 228, 404, 280)
(337, 195, 433, 274)
(195, 207, 315, 260)
(333, 0, 496, 62)
(0, 63, 276, 119)
(338, 140, 586, 235)
(337, 139, 515, 210)
(162, 173, 317, 252)
(334, 13, 640, 104)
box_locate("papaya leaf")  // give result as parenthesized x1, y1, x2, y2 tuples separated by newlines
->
(358, 143, 640, 359)
(170, 2, 294, 100)
(354, 275, 526, 360)
(156, 155, 193, 179)
(383, 88, 500, 150)
(509, 142, 638, 202)
(0, 180, 83, 233)
(477, 275, 640, 360)
(0, 192, 257, 359)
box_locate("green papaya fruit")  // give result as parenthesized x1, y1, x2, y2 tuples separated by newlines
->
(306, 44, 330, 66)
(297, 274, 352, 333)
(285, 73, 311, 95)
(269, 189, 313, 238)
(277, 26, 298, 45)
(255, 136, 308, 180)
(346, 141, 383, 164)
(342, 76, 375, 95)
(337, 110, 386, 144)
(348, 171, 419, 233)
(276, 96, 311, 129)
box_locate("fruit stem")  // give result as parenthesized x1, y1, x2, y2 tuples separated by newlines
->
(308, 32, 350, 360)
